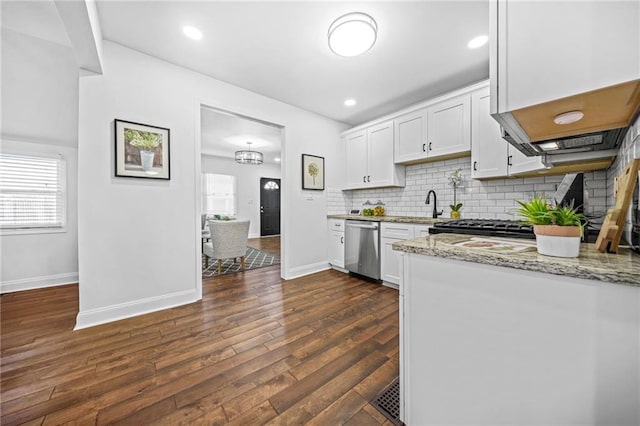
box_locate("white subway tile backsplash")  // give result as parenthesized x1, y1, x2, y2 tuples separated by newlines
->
(339, 154, 610, 219)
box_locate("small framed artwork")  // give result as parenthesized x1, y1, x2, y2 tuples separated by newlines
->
(115, 119, 170, 180)
(302, 154, 324, 190)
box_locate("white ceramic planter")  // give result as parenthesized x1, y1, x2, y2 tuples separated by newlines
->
(140, 150, 155, 171)
(535, 234, 581, 258)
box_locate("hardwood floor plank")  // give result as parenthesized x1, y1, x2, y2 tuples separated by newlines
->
(0, 266, 400, 424)
(223, 371, 298, 420)
(269, 340, 382, 414)
(344, 406, 385, 425)
(305, 389, 368, 426)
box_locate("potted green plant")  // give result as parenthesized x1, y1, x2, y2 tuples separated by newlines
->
(516, 196, 584, 258)
(448, 168, 463, 219)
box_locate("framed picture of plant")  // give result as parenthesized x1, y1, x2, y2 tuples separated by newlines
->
(115, 119, 170, 180)
(302, 154, 324, 190)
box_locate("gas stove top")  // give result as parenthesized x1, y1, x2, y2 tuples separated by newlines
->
(430, 219, 535, 239)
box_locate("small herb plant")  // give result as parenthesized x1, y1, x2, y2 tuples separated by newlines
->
(516, 196, 584, 230)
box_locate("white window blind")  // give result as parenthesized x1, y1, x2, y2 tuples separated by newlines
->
(0, 153, 66, 230)
(201, 173, 236, 216)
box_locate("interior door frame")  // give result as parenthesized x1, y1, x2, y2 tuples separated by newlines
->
(195, 102, 285, 295)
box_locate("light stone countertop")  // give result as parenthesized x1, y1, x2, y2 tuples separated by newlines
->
(392, 233, 640, 287)
(327, 214, 450, 224)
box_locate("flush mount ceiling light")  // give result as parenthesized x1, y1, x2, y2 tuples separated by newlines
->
(344, 99, 357, 107)
(183, 26, 203, 40)
(554, 110, 585, 125)
(467, 35, 488, 49)
(235, 142, 263, 165)
(328, 12, 377, 57)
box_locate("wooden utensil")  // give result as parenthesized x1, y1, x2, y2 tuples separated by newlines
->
(595, 158, 640, 253)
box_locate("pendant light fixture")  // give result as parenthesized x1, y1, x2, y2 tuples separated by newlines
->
(235, 142, 263, 165)
(328, 12, 377, 57)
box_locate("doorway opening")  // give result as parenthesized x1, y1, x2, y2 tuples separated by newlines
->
(199, 105, 283, 278)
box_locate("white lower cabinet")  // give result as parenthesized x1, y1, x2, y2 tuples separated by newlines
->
(327, 219, 345, 269)
(381, 223, 432, 286)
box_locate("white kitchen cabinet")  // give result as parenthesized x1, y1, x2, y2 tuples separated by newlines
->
(344, 130, 368, 188)
(427, 94, 471, 158)
(491, 0, 639, 112)
(380, 223, 416, 286)
(343, 120, 405, 190)
(471, 86, 543, 179)
(327, 219, 345, 269)
(412, 224, 433, 238)
(394, 109, 428, 163)
(394, 94, 471, 164)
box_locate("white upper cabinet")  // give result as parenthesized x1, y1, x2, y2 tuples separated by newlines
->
(344, 130, 368, 188)
(368, 121, 399, 187)
(343, 120, 405, 190)
(394, 109, 428, 163)
(471, 86, 543, 179)
(471, 87, 508, 179)
(427, 94, 471, 158)
(394, 94, 471, 164)
(491, 0, 639, 112)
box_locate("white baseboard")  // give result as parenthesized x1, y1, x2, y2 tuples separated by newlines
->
(283, 261, 330, 280)
(74, 289, 200, 330)
(1, 272, 79, 293)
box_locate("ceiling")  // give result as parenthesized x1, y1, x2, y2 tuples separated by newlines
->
(2, 1, 490, 157)
(95, 1, 490, 126)
(201, 107, 282, 164)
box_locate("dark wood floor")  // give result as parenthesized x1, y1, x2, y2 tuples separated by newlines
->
(1, 265, 399, 425)
(247, 236, 280, 256)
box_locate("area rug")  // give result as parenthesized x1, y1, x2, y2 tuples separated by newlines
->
(202, 246, 280, 277)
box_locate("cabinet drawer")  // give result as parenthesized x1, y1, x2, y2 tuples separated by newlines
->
(381, 223, 413, 239)
(328, 219, 345, 231)
(413, 224, 433, 238)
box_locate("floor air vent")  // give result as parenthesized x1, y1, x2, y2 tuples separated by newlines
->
(370, 378, 403, 425)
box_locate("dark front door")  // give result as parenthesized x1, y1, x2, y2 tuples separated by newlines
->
(260, 178, 281, 236)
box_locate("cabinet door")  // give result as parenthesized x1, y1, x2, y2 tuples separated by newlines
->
(508, 146, 544, 176)
(368, 121, 395, 187)
(394, 109, 428, 163)
(381, 237, 403, 285)
(344, 130, 368, 188)
(328, 229, 344, 268)
(427, 94, 471, 158)
(471, 87, 509, 179)
(495, 1, 639, 111)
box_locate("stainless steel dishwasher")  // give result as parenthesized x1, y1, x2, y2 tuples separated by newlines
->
(345, 220, 380, 280)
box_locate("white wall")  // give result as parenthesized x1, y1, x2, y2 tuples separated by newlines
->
(1, 29, 79, 146)
(201, 155, 281, 238)
(0, 30, 79, 293)
(76, 41, 347, 328)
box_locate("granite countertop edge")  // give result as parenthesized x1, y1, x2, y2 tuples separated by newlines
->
(393, 235, 640, 287)
(327, 214, 449, 224)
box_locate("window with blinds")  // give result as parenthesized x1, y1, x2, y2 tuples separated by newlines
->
(0, 153, 66, 231)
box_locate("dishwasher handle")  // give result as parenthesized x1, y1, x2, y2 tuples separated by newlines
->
(346, 222, 379, 230)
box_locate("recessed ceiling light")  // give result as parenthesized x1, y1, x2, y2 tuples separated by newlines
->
(328, 12, 377, 57)
(183, 26, 203, 40)
(274, 157, 281, 162)
(554, 110, 585, 125)
(344, 99, 357, 107)
(467, 35, 488, 49)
